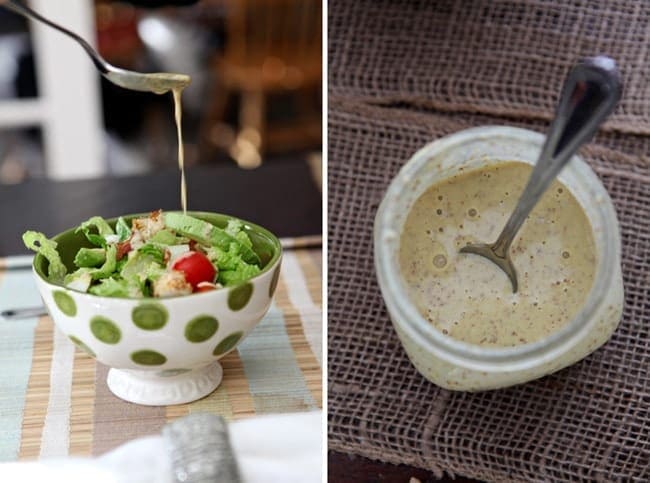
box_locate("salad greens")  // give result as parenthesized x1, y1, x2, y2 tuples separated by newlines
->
(23, 231, 67, 284)
(23, 210, 262, 298)
(163, 212, 260, 265)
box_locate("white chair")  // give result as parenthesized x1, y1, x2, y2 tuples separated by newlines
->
(0, 0, 105, 180)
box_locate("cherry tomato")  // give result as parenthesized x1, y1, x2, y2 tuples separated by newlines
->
(172, 251, 216, 290)
(196, 281, 217, 293)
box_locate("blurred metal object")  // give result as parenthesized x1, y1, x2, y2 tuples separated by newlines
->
(3, 0, 190, 94)
(163, 414, 241, 483)
(1, 306, 47, 320)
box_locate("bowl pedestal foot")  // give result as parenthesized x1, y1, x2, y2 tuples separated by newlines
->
(107, 361, 223, 406)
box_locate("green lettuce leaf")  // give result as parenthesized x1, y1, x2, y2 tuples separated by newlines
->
(149, 229, 175, 245)
(149, 229, 187, 246)
(138, 244, 166, 265)
(116, 217, 131, 242)
(121, 251, 166, 283)
(224, 219, 242, 237)
(226, 219, 253, 249)
(22, 231, 67, 283)
(76, 216, 114, 248)
(64, 269, 93, 292)
(163, 212, 260, 266)
(218, 263, 261, 286)
(89, 277, 142, 298)
(74, 247, 105, 268)
(90, 244, 117, 280)
(206, 244, 261, 286)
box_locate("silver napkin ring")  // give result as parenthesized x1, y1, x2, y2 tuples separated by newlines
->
(163, 413, 241, 483)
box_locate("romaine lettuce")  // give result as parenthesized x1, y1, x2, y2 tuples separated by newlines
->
(22, 231, 67, 283)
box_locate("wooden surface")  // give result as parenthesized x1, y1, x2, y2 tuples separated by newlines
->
(0, 158, 322, 255)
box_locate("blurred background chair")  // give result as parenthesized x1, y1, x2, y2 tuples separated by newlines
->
(0, 0, 104, 181)
(200, 0, 322, 168)
(0, 0, 322, 183)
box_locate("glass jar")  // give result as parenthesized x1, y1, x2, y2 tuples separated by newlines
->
(374, 126, 624, 391)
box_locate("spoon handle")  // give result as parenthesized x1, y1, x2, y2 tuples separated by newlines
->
(4, 0, 109, 73)
(491, 56, 622, 257)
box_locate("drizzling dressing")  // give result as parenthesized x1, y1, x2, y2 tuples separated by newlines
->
(121, 72, 190, 214)
(98, 70, 191, 213)
(173, 88, 187, 214)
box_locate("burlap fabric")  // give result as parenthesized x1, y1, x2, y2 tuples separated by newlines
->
(329, 0, 650, 134)
(328, 1, 650, 481)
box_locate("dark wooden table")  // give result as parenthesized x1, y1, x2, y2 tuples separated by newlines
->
(0, 160, 321, 256)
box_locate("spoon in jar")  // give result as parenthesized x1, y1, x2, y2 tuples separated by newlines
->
(459, 56, 622, 293)
(3, 0, 190, 94)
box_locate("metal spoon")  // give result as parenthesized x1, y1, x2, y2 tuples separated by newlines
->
(3, 0, 190, 94)
(460, 56, 622, 292)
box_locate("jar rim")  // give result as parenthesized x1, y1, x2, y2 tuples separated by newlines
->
(374, 126, 621, 371)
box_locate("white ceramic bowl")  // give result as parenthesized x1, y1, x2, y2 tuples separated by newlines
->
(33, 211, 282, 405)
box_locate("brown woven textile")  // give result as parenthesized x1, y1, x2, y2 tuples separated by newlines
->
(329, 0, 650, 135)
(327, 1, 650, 481)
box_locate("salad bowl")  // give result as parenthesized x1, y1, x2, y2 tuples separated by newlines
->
(31, 211, 282, 406)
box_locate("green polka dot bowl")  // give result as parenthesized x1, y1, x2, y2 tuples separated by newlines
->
(32, 212, 282, 406)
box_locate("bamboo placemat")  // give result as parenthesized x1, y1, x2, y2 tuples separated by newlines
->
(0, 239, 322, 461)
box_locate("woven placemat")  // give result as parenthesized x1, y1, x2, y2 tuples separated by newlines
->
(328, 0, 650, 474)
(0, 244, 322, 461)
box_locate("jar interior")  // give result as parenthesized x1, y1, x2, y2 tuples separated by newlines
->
(377, 126, 618, 364)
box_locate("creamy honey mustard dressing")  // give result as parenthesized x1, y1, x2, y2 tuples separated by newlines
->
(172, 88, 187, 214)
(399, 161, 596, 347)
(130, 72, 190, 213)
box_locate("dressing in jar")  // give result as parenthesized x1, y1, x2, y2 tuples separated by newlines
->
(374, 126, 624, 391)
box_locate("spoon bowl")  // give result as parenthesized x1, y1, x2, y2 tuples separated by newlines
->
(104, 69, 191, 95)
(459, 56, 622, 292)
(459, 242, 519, 292)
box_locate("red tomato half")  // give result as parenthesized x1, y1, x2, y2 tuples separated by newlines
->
(196, 282, 217, 293)
(172, 252, 216, 290)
